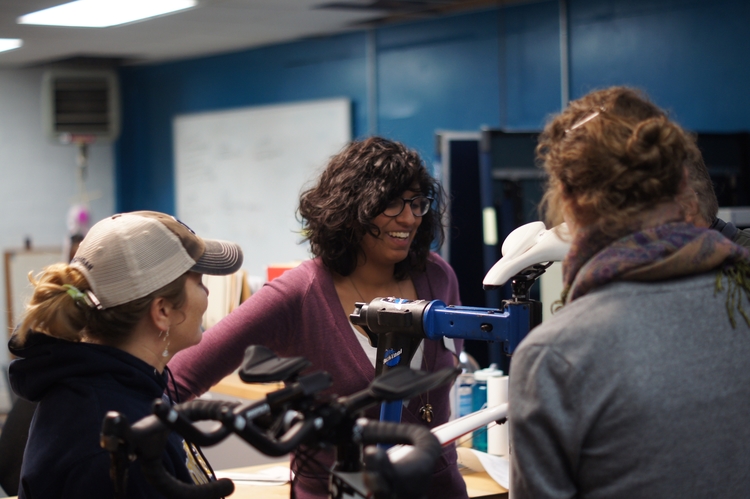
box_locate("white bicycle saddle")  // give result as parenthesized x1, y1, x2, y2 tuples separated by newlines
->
(482, 221, 572, 288)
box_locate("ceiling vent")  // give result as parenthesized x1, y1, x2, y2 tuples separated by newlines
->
(41, 69, 120, 143)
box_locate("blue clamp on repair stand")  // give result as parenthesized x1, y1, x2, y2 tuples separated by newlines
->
(350, 274, 541, 424)
(350, 222, 571, 426)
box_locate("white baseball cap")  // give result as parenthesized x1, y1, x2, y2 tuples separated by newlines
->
(70, 211, 243, 309)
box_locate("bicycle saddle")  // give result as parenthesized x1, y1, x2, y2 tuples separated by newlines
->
(483, 221, 571, 289)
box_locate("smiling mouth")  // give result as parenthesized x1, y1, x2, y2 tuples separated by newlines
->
(388, 231, 410, 240)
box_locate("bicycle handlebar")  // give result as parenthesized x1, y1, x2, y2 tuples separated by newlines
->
(102, 400, 238, 499)
(105, 396, 443, 499)
(153, 398, 236, 446)
(224, 406, 320, 456)
(103, 350, 458, 499)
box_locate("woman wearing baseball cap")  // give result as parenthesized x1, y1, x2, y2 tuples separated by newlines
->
(7, 211, 242, 499)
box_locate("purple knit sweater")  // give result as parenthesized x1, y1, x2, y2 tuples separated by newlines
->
(169, 252, 467, 499)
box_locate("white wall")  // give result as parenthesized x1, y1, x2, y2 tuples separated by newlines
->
(0, 68, 115, 407)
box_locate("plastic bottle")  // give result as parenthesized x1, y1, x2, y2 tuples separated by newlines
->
(451, 351, 479, 447)
(457, 373, 474, 418)
(471, 365, 503, 452)
(451, 351, 479, 422)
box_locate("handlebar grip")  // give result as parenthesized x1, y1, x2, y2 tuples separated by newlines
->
(140, 458, 234, 499)
(357, 420, 441, 499)
(178, 399, 240, 420)
(153, 399, 237, 446)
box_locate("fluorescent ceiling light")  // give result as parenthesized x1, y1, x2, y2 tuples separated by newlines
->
(18, 0, 197, 28)
(0, 39, 22, 53)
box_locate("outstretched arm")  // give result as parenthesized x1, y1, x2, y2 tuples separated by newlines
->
(168, 267, 306, 401)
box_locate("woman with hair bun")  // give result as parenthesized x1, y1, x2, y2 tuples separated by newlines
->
(169, 137, 467, 499)
(8, 211, 243, 498)
(508, 87, 750, 498)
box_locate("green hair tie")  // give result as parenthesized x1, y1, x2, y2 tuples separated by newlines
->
(62, 284, 86, 301)
(62, 284, 102, 310)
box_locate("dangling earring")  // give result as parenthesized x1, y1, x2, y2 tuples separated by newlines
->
(160, 328, 170, 358)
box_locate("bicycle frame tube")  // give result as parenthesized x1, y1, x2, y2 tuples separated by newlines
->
(386, 403, 508, 463)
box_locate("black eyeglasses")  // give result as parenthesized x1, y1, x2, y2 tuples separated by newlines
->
(383, 196, 433, 217)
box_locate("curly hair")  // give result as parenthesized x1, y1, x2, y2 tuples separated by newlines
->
(15, 263, 188, 345)
(537, 86, 693, 235)
(298, 136, 445, 279)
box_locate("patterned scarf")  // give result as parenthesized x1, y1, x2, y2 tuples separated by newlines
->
(562, 207, 750, 327)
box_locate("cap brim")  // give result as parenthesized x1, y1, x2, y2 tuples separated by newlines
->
(191, 239, 244, 275)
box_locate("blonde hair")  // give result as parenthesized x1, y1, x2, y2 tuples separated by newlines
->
(16, 263, 189, 345)
(538, 86, 693, 235)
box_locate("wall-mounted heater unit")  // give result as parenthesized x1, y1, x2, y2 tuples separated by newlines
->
(41, 69, 120, 143)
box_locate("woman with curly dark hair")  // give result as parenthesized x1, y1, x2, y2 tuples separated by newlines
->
(169, 137, 468, 499)
(508, 87, 750, 498)
(298, 136, 445, 280)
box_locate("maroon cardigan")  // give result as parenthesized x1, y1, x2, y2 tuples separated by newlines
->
(170, 253, 467, 499)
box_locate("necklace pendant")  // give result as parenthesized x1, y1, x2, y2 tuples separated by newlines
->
(419, 404, 433, 423)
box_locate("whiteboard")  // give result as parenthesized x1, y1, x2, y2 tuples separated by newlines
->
(5, 248, 63, 336)
(174, 98, 351, 279)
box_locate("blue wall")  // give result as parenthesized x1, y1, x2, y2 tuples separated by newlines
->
(569, 0, 750, 129)
(116, 32, 370, 212)
(116, 0, 750, 213)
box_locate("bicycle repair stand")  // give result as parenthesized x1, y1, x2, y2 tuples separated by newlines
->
(350, 263, 548, 423)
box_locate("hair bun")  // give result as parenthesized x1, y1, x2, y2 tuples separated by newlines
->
(626, 117, 683, 170)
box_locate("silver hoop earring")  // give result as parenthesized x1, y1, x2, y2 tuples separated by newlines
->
(160, 328, 170, 358)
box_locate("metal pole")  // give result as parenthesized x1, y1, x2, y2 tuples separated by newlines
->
(366, 28, 378, 136)
(559, 0, 570, 109)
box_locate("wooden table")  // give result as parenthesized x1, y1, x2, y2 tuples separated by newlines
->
(462, 468, 508, 498)
(219, 462, 507, 498)
(0, 461, 505, 499)
(211, 373, 282, 400)
(0, 466, 505, 499)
